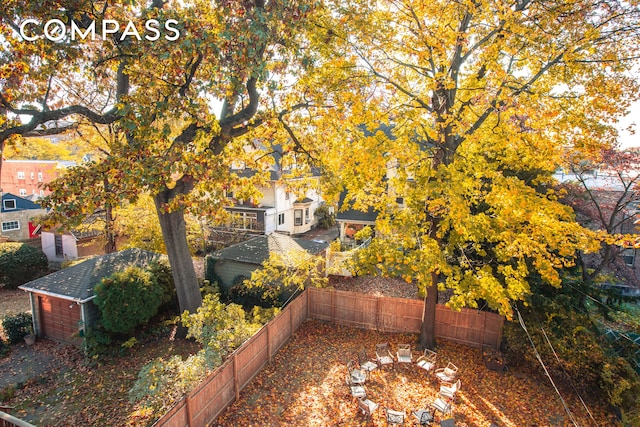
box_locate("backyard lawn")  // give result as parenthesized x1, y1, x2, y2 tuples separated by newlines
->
(217, 319, 616, 427)
(0, 285, 619, 426)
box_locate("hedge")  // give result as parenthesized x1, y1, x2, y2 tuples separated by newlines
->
(0, 243, 48, 289)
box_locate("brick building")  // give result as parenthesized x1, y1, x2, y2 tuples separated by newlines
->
(0, 159, 74, 198)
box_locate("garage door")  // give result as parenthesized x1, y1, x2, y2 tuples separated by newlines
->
(38, 294, 81, 344)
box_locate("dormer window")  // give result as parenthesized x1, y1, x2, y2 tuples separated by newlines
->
(3, 199, 16, 210)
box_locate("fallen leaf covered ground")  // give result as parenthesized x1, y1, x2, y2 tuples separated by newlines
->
(0, 289, 31, 322)
(217, 320, 617, 427)
(0, 333, 199, 426)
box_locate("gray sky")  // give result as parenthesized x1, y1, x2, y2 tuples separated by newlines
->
(619, 100, 639, 149)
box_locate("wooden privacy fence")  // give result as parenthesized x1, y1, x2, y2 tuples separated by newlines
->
(307, 288, 504, 349)
(154, 287, 504, 427)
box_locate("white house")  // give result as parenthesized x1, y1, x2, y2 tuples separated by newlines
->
(223, 146, 324, 236)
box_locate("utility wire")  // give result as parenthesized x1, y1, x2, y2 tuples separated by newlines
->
(515, 305, 580, 427)
(528, 303, 597, 424)
(539, 327, 597, 425)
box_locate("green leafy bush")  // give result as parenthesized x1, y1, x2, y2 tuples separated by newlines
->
(182, 293, 261, 367)
(200, 279, 220, 297)
(94, 267, 164, 336)
(0, 243, 48, 289)
(247, 306, 280, 324)
(83, 324, 113, 358)
(130, 294, 264, 413)
(204, 255, 217, 284)
(0, 338, 10, 358)
(2, 312, 33, 344)
(504, 295, 640, 419)
(314, 203, 336, 229)
(129, 353, 207, 412)
(226, 275, 282, 309)
(147, 260, 176, 307)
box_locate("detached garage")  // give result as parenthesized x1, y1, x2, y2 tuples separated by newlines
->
(19, 248, 163, 345)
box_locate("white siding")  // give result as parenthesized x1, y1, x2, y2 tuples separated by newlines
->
(41, 232, 56, 260)
(41, 231, 78, 261)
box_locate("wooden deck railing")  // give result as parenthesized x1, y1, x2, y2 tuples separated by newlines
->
(0, 409, 36, 427)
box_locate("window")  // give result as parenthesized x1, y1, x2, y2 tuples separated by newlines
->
(38, 172, 43, 182)
(54, 234, 64, 257)
(39, 190, 44, 196)
(396, 197, 404, 205)
(19, 189, 27, 196)
(1, 221, 19, 231)
(305, 208, 310, 224)
(30, 172, 35, 179)
(231, 212, 259, 230)
(294, 209, 303, 226)
(278, 213, 285, 226)
(623, 248, 636, 267)
(285, 192, 290, 200)
(17, 171, 25, 179)
(2, 199, 16, 210)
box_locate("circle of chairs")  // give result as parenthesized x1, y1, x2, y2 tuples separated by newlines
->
(347, 343, 461, 426)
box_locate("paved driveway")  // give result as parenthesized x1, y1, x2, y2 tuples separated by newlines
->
(0, 341, 63, 390)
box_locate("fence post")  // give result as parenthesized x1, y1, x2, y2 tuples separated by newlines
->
(233, 353, 239, 401)
(267, 322, 272, 362)
(331, 289, 335, 322)
(305, 287, 309, 320)
(289, 301, 293, 335)
(480, 311, 486, 349)
(186, 394, 193, 427)
(497, 316, 504, 350)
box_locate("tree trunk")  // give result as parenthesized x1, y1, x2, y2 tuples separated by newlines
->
(154, 193, 202, 315)
(419, 273, 438, 349)
(417, 131, 452, 349)
(103, 177, 117, 254)
(104, 201, 117, 254)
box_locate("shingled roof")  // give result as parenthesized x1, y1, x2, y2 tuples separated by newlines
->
(335, 191, 378, 223)
(212, 233, 328, 265)
(19, 248, 164, 303)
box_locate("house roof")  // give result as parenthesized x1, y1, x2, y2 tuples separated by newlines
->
(227, 203, 273, 212)
(230, 145, 322, 183)
(212, 233, 328, 265)
(42, 210, 106, 239)
(1, 193, 43, 212)
(335, 191, 378, 223)
(294, 197, 314, 204)
(19, 248, 164, 303)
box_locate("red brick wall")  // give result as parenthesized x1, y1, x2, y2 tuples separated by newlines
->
(0, 160, 62, 197)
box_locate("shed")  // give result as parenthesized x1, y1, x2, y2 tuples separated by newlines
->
(19, 248, 163, 345)
(210, 233, 328, 291)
